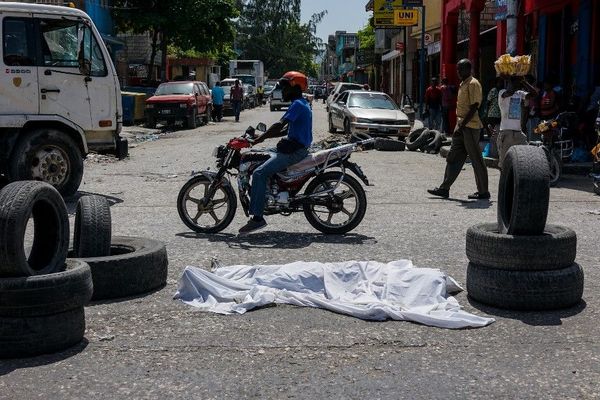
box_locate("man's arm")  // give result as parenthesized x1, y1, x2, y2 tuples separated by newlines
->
(522, 79, 539, 100)
(253, 118, 289, 144)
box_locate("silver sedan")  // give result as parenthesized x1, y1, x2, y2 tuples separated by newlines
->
(328, 91, 412, 138)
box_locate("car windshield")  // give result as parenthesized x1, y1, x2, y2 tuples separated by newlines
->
(340, 84, 364, 93)
(348, 93, 398, 110)
(235, 76, 255, 85)
(222, 86, 231, 95)
(155, 83, 193, 95)
(264, 84, 275, 92)
(221, 80, 236, 87)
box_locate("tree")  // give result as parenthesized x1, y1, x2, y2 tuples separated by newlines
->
(112, 0, 238, 81)
(236, 1, 326, 78)
(357, 18, 375, 50)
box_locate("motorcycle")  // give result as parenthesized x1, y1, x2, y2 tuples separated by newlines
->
(530, 111, 577, 186)
(177, 123, 374, 234)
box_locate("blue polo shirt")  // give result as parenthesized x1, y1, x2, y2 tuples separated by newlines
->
(211, 86, 225, 106)
(283, 98, 312, 147)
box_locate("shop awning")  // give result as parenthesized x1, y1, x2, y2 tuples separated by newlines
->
(382, 50, 401, 61)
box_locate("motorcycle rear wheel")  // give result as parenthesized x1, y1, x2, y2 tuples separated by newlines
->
(548, 150, 562, 187)
(303, 171, 367, 234)
(177, 175, 237, 233)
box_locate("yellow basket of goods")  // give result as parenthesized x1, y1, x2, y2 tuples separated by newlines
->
(494, 54, 531, 77)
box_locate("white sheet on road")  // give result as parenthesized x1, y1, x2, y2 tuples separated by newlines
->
(174, 260, 495, 329)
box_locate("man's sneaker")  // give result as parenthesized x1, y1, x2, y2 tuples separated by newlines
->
(468, 192, 491, 200)
(238, 218, 267, 235)
(427, 187, 449, 198)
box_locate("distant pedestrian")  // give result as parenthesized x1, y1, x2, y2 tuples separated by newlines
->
(540, 81, 559, 120)
(425, 77, 442, 130)
(231, 80, 244, 122)
(484, 77, 504, 158)
(497, 76, 538, 168)
(257, 85, 264, 106)
(440, 77, 457, 134)
(211, 82, 225, 122)
(428, 59, 489, 200)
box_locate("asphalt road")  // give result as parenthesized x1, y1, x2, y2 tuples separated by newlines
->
(1, 103, 599, 399)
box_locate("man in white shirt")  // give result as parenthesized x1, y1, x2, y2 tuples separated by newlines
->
(497, 76, 539, 168)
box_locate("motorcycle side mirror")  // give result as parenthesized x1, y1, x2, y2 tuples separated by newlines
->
(256, 122, 267, 132)
(245, 126, 256, 138)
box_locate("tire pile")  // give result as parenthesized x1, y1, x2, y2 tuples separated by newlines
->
(0, 181, 168, 359)
(405, 128, 445, 154)
(465, 146, 584, 310)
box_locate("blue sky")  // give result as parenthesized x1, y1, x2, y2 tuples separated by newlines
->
(300, 0, 371, 43)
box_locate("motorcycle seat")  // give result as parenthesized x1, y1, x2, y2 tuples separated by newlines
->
(286, 144, 355, 173)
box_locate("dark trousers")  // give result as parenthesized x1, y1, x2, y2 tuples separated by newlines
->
(232, 100, 242, 122)
(440, 127, 489, 193)
(212, 104, 223, 122)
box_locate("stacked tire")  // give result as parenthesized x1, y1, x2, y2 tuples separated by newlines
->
(466, 146, 584, 310)
(0, 181, 92, 358)
(70, 195, 169, 301)
(406, 127, 444, 154)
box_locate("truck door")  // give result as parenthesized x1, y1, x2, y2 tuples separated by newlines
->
(1, 16, 39, 115)
(34, 15, 92, 130)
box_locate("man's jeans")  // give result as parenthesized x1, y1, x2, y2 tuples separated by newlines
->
(249, 148, 309, 217)
(232, 100, 242, 121)
(428, 106, 442, 131)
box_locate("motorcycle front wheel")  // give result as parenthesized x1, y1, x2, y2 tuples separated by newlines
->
(303, 171, 367, 234)
(177, 175, 237, 233)
(548, 150, 562, 187)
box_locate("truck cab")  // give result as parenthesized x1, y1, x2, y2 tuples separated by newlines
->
(0, 2, 125, 196)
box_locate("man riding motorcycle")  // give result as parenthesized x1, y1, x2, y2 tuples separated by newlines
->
(238, 71, 313, 235)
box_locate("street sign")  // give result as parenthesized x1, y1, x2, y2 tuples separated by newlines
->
(424, 33, 433, 45)
(394, 9, 419, 26)
(374, 0, 403, 27)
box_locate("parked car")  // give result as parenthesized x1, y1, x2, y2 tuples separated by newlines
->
(145, 81, 211, 129)
(270, 83, 291, 111)
(328, 91, 411, 138)
(264, 81, 277, 97)
(326, 82, 365, 111)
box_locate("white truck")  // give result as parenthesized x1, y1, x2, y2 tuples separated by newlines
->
(229, 59, 265, 89)
(0, 2, 126, 196)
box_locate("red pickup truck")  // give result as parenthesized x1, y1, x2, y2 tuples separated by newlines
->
(145, 81, 212, 129)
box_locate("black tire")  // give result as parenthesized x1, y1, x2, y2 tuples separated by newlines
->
(374, 138, 405, 151)
(594, 179, 600, 195)
(0, 307, 85, 359)
(466, 223, 576, 270)
(424, 130, 443, 153)
(145, 116, 157, 129)
(406, 128, 429, 151)
(186, 109, 197, 129)
(467, 263, 584, 311)
(8, 128, 83, 197)
(344, 119, 352, 135)
(548, 149, 562, 187)
(177, 175, 237, 234)
(0, 181, 69, 277)
(0, 259, 92, 317)
(270, 105, 275, 112)
(497, 145, 550, 235)
(303, 172, 367, 234)
(70, 236, 168, 301)
(73, 195, 111, 258)
(328, 114, 337, 133)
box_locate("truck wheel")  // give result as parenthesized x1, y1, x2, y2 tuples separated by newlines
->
(8, 129, 83, 197)
(203, 105, 212, 125)
(185, 110, 197, 130)
(145, 116, 156, 129)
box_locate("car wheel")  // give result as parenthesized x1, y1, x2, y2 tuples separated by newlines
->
(328, 114, 337, 133)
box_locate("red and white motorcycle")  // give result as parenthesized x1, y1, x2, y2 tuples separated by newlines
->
(177, 123, 373, 234)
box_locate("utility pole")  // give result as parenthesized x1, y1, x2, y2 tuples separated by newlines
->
(506, 0, 519, 55)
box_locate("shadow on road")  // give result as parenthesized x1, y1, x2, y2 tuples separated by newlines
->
(175, 230, 378, 250)
(467, 297, 587, 326)
(64, 191, 124, 214)
(0, 339, 89, 376)
(428, 197, 493, 209)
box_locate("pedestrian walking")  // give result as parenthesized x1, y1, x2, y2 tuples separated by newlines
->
(257, 85, 264, 106)
(440, 77, 457, 134)
(497, 76, 538, 168)
(231, 80, 244, 122)
(211, 82, 225, 122)
(428, 59, 489, 200)
(424, 77, 442, 130)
